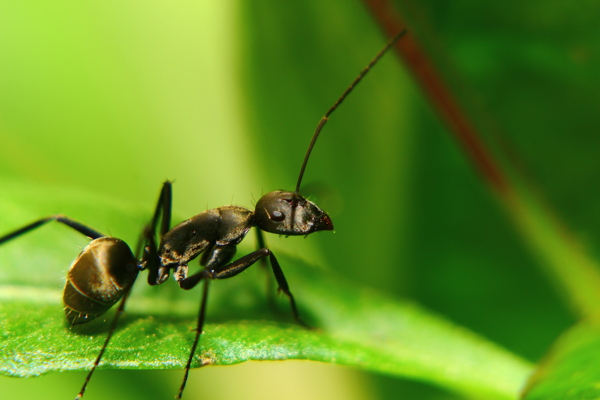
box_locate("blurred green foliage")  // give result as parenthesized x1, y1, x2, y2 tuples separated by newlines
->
(1, 0, 600, 399)
(523, 320, 600, 400)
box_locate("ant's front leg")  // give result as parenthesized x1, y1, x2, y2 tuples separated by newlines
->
(264, 250, 307, 327)
(179, 246, 305, 326)
(140, 180, 173, 285)
(255, 229, 276, 305)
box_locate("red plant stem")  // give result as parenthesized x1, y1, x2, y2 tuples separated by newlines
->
(363, 0, 510, 196)
(363, 0, 600, 317)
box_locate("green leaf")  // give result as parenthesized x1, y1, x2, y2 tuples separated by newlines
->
(0, 180, 531, 400)
(369, 1, 600, 318)
(522, 321, 600, 400)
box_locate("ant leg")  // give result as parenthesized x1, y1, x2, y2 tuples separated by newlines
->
(255, 229, 275, 305)
(75, 207, 150, 400)
(1, 215, 137, 400)
(266, 252, 307, 327)
(0, 214, 105, 245)
(181, 248, 305, 325)
(75, 284, 135, 400)
(255, 229, 267, 265)
(147, 180, 173, 239)
(135, 180, 172, 262)
(176, 279, 210, 400)
(75, 214, 150, 400)
(141, 180, 173, 285)
(255, 229, 267, 259)
(178, 248, 269, 290)
(174, 248, 305, 399)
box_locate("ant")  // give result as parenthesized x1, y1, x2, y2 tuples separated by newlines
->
(0, 29, 407, 399)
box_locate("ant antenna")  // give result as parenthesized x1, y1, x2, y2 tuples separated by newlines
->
(294, 29, 408, 194)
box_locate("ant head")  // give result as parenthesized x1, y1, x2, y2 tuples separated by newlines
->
(254, 191, 333, 235)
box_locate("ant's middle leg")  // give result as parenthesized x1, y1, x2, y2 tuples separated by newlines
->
(140, 180, 173, 285)
(148, 180, 173, 239)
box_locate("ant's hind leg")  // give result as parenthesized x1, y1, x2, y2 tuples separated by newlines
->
(0, 214, 105, 245)
(0, 216, 138, 400)
(74, 284, 135, 400)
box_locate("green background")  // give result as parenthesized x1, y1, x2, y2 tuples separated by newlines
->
(1, 0, 598, 399)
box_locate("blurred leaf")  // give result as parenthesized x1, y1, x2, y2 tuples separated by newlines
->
(0, 180, 531, 399)
(376, 0, 600, 358)
(522, 320, 600, 400)
(375, 0, 600, 318)
(358, 1, 600, 320)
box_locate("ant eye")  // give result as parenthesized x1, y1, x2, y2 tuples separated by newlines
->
(270, 210, 285, 221)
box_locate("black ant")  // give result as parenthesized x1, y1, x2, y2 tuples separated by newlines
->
(0, 29, 407, 399)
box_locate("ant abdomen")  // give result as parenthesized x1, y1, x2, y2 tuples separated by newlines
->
(63, 237, 138, 324)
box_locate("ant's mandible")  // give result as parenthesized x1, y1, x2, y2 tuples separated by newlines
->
(0, 29, 407, 399)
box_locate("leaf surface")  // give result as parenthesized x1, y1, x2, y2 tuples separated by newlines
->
(523, 320, 600, 400)
(0, 180, 531, 400)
